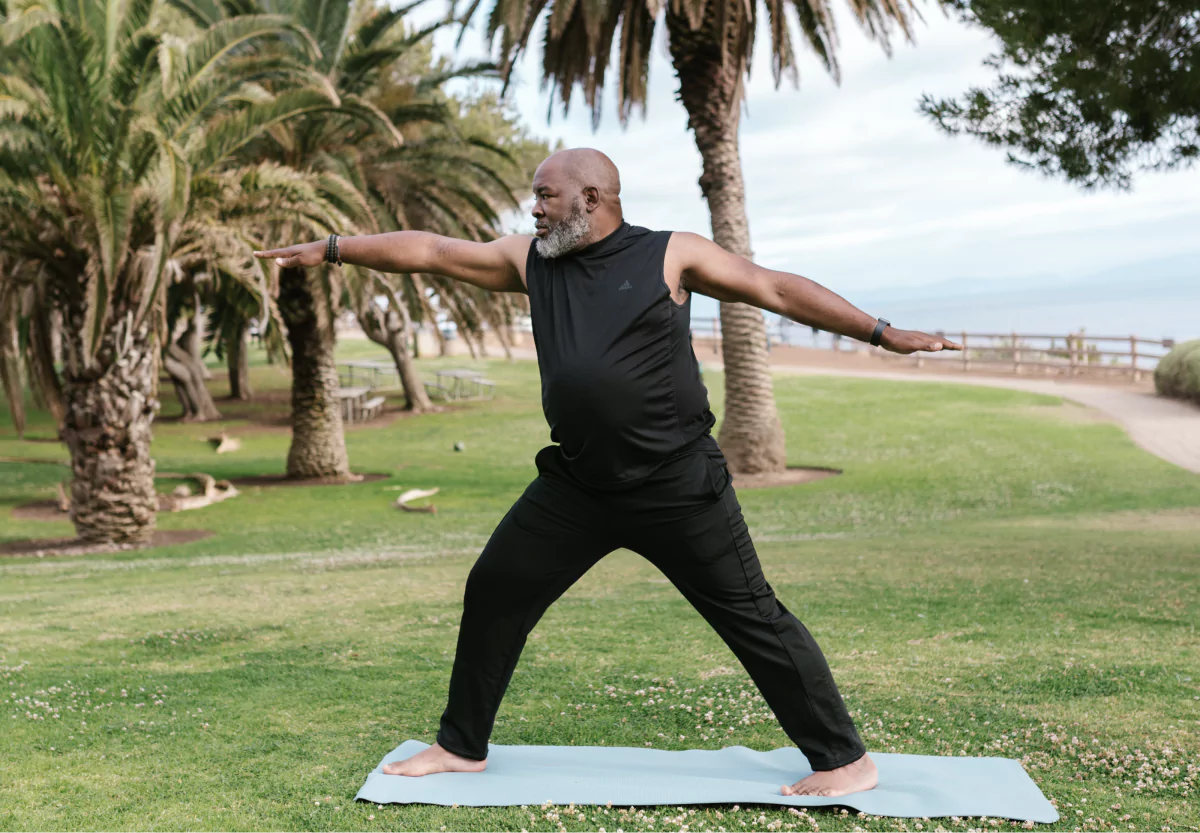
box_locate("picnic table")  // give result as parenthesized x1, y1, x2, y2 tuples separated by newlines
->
(337, 386, 371, 423)
(339, 359, 401, 390)
(337, 386, 388, 423)
(426, 368, 495, 401)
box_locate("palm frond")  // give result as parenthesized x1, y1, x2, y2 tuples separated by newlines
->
(352, 0, 429, 50)
(338, 92, 407, 146)
(166, 13, 316, 96)
(1, 1, 61, 46)
(164, 0, 229, 28)
(189, 85, 337, 175)
(413, 59, 499, 94)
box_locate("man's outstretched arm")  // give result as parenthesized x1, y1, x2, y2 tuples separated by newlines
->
(671, 232, 963, 354)
(253, 231, 531, 294)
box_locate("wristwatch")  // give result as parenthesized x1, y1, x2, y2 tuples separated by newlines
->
(325, 233, 343, 266)
(870, 317, 890, 347)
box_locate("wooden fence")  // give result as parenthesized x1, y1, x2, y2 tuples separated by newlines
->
(690, 317, 1176, 382)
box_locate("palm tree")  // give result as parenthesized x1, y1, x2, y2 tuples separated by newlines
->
(166, 158, 354, 419)
(350, 84, 547, 409)
(457, 0, 920, 473)
(205, 267, 270, 401)
(174, 0, 495, 473)
(0, 0, 344, 542)
(178, 0, 543, 441)
(0, 256, 64, 437)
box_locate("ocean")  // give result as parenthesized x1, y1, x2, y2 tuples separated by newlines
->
(691, 274, 1200, 347)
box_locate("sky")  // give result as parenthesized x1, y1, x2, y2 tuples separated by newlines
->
(410, 1, 1200, 338)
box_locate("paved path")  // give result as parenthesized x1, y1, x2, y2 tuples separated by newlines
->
(708, 362, 1200, 474)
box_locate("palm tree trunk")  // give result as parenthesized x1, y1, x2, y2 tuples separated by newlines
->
(667, 8, 786, 475)
(409, 275, 445, 358)
(357, 293, 433, 412)
(228, 319, 252, 400)
(59, 307, 159, 544)
(28, 301, 65, 426)
(437, 291, 479, 359)
(482, 303, 514, 360)
(385, 328, 432, 410)
(383, 300, 432, 411)
(163, 342, 222, 421)
(184, 286, 212, 380)
(278, 266, 351, 479)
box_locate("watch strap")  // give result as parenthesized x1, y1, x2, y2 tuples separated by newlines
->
(870, 317, 890, 347)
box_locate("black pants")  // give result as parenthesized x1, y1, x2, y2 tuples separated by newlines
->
(435, 434, 866, 771)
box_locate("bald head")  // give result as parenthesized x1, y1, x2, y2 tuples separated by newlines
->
(531, 148, 624, 257)
(540, 148, 621, 200)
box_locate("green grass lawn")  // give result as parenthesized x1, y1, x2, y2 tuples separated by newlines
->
(1, 343, 1197, 832)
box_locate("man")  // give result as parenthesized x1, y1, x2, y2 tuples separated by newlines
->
(254, 148, 961, 798)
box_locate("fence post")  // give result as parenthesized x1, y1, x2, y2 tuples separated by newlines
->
(712, 318, 718, 355)
(1013, 331, 1021, 375)
(1068, 332, 1077, 377)
(1131, 335, 1139, 383)
(961, 331, 969, 372)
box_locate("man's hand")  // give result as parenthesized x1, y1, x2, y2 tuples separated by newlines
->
(253, 241, 327, 268)
(880, 327, 963, 354)
(252, 232, 529, 293)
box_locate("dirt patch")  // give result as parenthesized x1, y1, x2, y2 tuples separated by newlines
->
(731, 466, 841, 490)
(9, 500, 67, 522)
(0, 529, 213, 558)
(12, 472, 389, 520)
(228, 472, 390, 487)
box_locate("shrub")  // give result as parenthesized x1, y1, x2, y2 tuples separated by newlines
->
(1154, 339, 1200, 405)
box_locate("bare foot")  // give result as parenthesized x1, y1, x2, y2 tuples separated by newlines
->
(781, 752, 878, 797)
(381, 742, 488, 776)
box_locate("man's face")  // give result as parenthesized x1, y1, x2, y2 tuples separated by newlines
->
(531, 163, 591, 258)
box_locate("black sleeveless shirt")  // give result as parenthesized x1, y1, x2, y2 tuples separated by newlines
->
(525, 221, 717, 488)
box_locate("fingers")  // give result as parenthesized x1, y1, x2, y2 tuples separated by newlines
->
(250, 249, 302, 267)
(921, 334, 965, 352)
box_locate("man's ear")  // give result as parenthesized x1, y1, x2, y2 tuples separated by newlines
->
(582, 185, 601, 212)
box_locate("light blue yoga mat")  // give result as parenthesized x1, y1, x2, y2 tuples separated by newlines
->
(356, 741, 1058, 823)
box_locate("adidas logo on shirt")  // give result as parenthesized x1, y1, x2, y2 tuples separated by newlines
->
(618, 280, 632, 291)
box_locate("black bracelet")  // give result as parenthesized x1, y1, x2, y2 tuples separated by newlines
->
(870, 317, 890, 347)
(325, 233, 342, 266)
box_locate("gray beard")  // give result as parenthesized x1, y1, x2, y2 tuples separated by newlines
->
(535, 199, 591, 259)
